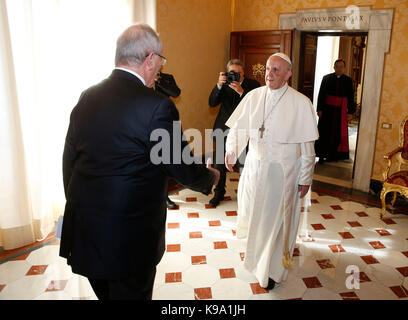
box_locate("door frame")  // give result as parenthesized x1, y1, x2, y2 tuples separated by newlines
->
(298, 31, 368, 182)
(279, 7, 394, 192)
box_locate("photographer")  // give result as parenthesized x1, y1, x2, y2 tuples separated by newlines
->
(208, 59, 260, 207)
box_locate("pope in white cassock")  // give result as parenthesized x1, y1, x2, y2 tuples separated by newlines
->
(224, 53, 319, 290)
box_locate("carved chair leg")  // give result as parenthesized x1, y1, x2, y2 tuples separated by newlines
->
(391, 192, 397, 207)
(379, 188, 388, 220)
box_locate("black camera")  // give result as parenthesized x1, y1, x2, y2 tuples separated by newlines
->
(224, 71, 240, 85)
(155, 72, 181, 98)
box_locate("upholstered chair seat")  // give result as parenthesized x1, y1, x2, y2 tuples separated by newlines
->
(385, 171, 408, 187)
(380, 116, 408, 218)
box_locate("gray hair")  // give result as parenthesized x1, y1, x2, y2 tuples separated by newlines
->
(115, 24, 162, 67)
(227, 59, 244, 70)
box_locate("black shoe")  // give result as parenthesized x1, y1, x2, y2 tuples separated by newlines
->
(265, 278, 275, 290)
(166, 197, 178, 209)
(209, 195, 223, 207)
(318, 157, 325, 164)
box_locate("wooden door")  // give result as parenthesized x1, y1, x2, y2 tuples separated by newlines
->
(230, 30, 293, 86)
(298, 33, 317, 102)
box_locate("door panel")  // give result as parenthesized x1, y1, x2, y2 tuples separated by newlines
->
(298, 33, 317, 102)
(230, 30, 293, 86)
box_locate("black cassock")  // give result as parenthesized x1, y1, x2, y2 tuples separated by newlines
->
(315, 72, 356, 161)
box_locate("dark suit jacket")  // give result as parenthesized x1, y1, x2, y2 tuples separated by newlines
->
(209, 77, 260, 132)
(60, 69, 215, 280)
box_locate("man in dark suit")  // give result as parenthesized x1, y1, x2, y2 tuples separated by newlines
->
(208, 59, 260, 207)
(60, 24, 219, 300)
(315, 59, 356, 163)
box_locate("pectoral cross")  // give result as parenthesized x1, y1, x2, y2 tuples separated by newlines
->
(259, 123, 265, 139)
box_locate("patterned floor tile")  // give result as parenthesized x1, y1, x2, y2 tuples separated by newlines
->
(339, 232, 354, 239)
(249, 282, 269, 294)
(390, 285, 408, 298)
(316, 259, 335, 269)
(165, 272, 182, 283)
(369, 241, 386, 249)
(339, 291, 360, 300)
(360, 255, 379, 264)
(46, 280, 68, 292)
(26, 265, 48, 276)
(329, 244, 346, 253)
(396, 266, 408, 277)
(194, 287, 212, 300)
(302, 277, 323, 288)
(191, 255, 207, 265)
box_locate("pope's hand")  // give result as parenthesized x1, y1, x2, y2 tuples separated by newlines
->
(298, 185, 310, 198)
(206, 158, 220, 185)
(225, 151, 236, 172)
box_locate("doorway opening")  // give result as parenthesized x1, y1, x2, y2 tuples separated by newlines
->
(298, 31, 368, 188)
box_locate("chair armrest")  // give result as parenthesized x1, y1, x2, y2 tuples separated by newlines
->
(384, 147, 403, 160)
(383, 146, 403, 181)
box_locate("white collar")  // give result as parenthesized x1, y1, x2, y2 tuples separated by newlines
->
(115, 67, 146, 85)
(267, 82, 288, 96)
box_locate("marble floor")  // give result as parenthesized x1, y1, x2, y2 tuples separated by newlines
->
(1, 172, 408, 300)
(313, 122, 358, 188)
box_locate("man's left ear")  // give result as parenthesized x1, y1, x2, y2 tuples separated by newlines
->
(145, 52, 155, 70)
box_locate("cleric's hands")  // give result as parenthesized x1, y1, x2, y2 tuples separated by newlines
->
(225, 151, 237, 172)
(228, 81, 244, 96)
(206, 158, 220, 185)
(298, 185, 310, 199)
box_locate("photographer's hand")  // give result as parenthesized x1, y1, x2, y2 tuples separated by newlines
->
(229, 81, 244, 96)
(217, 72, 227, 87)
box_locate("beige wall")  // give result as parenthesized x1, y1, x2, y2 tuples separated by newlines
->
(233, 0, 408, 181)
(156, 0, 232, 154)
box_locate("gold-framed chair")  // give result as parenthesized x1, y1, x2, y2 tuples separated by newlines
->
(380, 115, 408, 219)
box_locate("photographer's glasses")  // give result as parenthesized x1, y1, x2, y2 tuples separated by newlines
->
(154, 53, 167, 65)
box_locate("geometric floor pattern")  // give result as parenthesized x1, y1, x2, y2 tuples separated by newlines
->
(1, 171, 408, 300)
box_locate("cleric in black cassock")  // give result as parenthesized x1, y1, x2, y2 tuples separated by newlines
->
(315, 59, 356, 163)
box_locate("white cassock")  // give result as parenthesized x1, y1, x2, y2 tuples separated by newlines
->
(225, 82, 319, 287)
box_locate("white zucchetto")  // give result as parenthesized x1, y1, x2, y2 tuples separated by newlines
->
(271, 52, 292, 66)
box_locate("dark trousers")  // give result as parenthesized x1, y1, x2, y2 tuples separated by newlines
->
(315, 105, 342, 160)
(213, 137, 227, 198)
(88, 267, 156, 300)
(214, 163, 227, 197)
